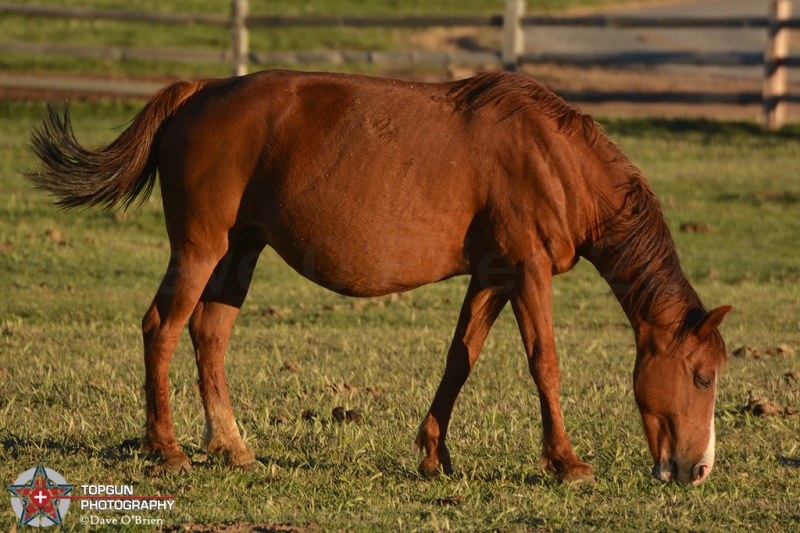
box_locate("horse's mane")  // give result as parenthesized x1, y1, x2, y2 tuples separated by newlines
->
(595, 170, 730, 361)
(448, 71, 600, 145)
(599, 176, 701, 322)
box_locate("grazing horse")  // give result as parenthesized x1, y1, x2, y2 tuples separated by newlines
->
(29, 70, 731, 484)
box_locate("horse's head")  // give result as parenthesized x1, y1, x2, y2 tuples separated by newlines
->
(633, 305, 731, 485)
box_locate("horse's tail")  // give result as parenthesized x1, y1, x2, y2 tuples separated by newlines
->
(28, 80, 207, 210)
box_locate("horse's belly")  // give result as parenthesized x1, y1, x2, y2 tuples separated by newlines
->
(265, 210, 470, 297)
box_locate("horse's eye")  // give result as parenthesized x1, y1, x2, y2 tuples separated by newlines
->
(694, 373, 712, 389)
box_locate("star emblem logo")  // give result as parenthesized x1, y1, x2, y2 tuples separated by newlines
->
(8, 465, 72, 527)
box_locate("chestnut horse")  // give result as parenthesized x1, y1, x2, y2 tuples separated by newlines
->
(29, 70, 730, 484)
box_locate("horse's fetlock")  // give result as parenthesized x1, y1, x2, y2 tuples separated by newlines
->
(542, 453, 595, 484)
(225, 446, 257, 470)
(203, 432, 237, 455)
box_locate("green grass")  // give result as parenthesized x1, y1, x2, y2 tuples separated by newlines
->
(1, 100, 799, 531)
(0, 0, 677, 79)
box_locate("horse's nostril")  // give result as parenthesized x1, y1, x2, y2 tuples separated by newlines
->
(692, 463, 710, 485)
(654, 460, 680, 482)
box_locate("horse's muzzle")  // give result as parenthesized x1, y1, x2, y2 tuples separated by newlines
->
(652, 459, 712, 485)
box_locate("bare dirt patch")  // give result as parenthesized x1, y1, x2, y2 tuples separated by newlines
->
(161, 523, 326, 533)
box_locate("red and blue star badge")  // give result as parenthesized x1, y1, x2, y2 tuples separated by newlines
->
(8, 465, 73, 527)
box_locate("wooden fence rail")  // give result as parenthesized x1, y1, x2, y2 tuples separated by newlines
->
(0, 0, 796, 130)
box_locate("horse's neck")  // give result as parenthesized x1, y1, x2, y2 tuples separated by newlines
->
(582, 171, 702, 336)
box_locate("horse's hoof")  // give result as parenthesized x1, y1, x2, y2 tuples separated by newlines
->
(226, 447, 257, 471)
(560, 471, 596, 485)
(557, 463, 596, 485)
(149, 453, 192, 475)
(417, 458, 453, 479)
(418, 465, 441, 479)
(417, 457, 439, 478)
(234, 460, 258, 472)
(418, 465, 449, 479)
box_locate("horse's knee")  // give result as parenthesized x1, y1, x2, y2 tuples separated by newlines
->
(528, 352, 562, 388)
(188, 305, 215, 349)
(190, 300, 238, 351)
(142, 304, 161, 345)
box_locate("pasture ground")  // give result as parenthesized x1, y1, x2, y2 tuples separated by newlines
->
(0, 97, 799, 531)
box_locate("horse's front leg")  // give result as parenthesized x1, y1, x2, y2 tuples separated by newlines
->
(510, 258, 595, 483)
(415, 277, 508, 476)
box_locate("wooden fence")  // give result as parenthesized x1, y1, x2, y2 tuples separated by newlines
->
(0, 0, 796, 130)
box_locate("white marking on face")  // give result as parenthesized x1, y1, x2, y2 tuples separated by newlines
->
(701, 412, 716, 467)
(691, 377, 717, 485)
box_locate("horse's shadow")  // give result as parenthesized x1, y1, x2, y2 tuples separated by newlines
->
(256, 451, 548, 486)
(3, 432, 142, 462)
(5, 432, 565, 487)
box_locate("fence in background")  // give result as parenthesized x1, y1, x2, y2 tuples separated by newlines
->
(0, 0, 796, 130)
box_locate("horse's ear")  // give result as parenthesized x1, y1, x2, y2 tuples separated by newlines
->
(695, 305, 732, 338)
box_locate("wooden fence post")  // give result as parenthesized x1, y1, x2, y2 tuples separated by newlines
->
(502, 0, 525, 71)
(231, 0, 249, 76)
(764, 0, 791, 132)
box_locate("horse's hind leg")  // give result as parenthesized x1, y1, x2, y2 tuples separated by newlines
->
(188, 229, 265, 470)
(141, 240, 228, 473)
(415, 277, 508, 476)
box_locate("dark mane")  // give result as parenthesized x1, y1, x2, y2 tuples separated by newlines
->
(448, 71, 600, 145)
(594, 174, 709, 344)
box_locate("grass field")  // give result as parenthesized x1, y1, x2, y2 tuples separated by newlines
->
(0, 92, 799, 532)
